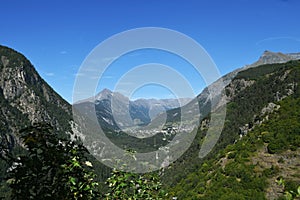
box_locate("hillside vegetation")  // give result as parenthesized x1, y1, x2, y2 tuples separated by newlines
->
(166, 61, 300, 199)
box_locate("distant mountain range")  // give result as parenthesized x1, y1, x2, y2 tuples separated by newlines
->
(74, 88, 191, 129)
(150, 50, 300, 130)
(74, 50, 300, 132)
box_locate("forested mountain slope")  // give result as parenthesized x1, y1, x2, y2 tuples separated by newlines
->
(165, 60, 300, 199)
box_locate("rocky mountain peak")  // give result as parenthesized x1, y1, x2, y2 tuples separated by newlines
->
(250, 50, 300, 67)
(95, 88, 129, 103)
(95, 88, 113, 101)
(260, 50, 290, 62)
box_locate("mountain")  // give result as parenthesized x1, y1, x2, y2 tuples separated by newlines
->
(0, 45, 74, 138)
(71, 50, 300, 177)
(0, 45, 117, 198)
(160, 50, 300, 126)
(133, 97, 191, 119)
(250, 50, 300, 67)
(0, 45, 77, 182)
(163, 60, 300, 199)
(74, 50, 300, 136)
(74, 88, 191, 129)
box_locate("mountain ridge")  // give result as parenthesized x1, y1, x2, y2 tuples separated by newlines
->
(0, 45, 73, 134)
(75, 88, 192, 106)
(74, 88, 192, 129)
(247, 50, 300, 68)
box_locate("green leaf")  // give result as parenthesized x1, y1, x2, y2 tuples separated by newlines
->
(69, 177, 76, 185)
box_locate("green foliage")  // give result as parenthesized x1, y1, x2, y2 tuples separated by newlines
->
(235, 62, 289, 80)
(4, 123, 100, 199)
(256, 97, 300, 154)
(60, 152, 100, 199)
(276, 178, 300, 200)
(168, 64, 300, 199)
(262, 165, 280, 178)
(227, 151, 236, 159)
(105, 169, 167, 200)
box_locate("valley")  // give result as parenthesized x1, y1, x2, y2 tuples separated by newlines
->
(1, 1, 300, 199)
(0, 45, 299, 199)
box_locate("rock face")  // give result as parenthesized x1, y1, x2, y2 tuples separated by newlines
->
(0, 45, 73, 150)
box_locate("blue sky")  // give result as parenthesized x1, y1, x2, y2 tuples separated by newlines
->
(1, 0, 300, 103)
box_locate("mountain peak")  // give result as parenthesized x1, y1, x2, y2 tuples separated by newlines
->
(250, 50, 300, 68)
(101, 88, 112, 94)
(94, 88, 113, 101)
(259, 50, 290, 62)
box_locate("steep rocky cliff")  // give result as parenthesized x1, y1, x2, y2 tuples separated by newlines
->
(0, 45, 73, 153)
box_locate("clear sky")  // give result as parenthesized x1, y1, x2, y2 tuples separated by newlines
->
(1, 0, 300, 103)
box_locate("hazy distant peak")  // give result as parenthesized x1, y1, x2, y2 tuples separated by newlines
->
(100, 88, 112, 94)
(95, 88, 113, 100)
